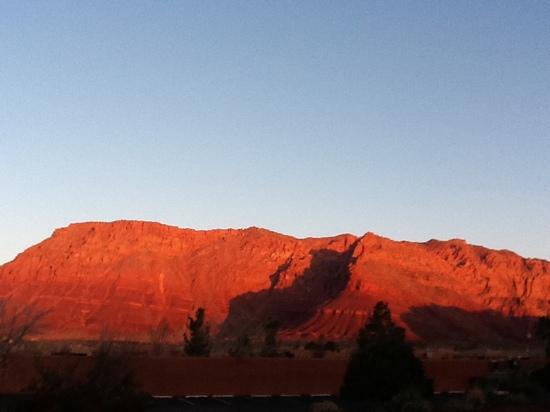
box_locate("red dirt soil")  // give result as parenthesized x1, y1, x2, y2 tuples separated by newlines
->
(0, 220, 549, 343)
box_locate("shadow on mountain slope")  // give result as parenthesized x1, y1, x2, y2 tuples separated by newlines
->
(401, 305, 538, 347)
(218, 245, 357, 338)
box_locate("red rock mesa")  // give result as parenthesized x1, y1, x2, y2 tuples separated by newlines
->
(1, 221, 548, 345)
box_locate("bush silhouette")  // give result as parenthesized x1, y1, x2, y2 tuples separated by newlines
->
(29, 341, 149, 412)
(0, 298, 48, 367)
(304, 337, 339, 358)
(340, 301, 432, 401)
(183, 307, 211, 357)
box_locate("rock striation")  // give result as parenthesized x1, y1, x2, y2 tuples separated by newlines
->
(0, 220, 548, 345)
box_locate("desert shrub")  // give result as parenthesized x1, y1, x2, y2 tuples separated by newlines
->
(28, 342, 150, 412)
(468, 369, 546, 410)
(305, 338, 340, 358)
(340, 301, 432, 401)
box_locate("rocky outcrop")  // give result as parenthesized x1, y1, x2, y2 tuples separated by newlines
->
(0, 220, 548, 345)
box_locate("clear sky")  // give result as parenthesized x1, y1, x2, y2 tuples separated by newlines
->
(1, 1, 549, 264)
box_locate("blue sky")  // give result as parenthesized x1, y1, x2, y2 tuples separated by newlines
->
(1, 1, 549, 263)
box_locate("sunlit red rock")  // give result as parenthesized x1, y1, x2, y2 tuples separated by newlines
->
(0, 220, 548, 345)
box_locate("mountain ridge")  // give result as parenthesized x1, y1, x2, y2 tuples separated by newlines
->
(1, 220, 548, 345)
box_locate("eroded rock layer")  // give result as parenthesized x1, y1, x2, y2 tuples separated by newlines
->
(0, 221, 548, 345)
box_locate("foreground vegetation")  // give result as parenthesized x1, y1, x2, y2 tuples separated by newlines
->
(1, 299, 550, 411)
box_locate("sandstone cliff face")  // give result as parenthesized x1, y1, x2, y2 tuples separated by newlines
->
(0, 220, 548, 345)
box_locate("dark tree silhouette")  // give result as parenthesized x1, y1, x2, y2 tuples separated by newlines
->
(0, 298, 48, 367)
(340, 301, 432, 401)
(183, 308, 211, 357)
